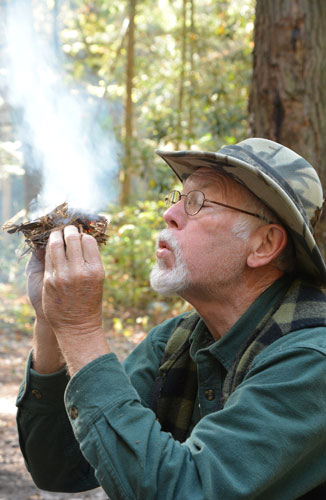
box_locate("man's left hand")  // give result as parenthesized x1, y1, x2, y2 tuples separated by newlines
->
(43, 225, 110, 374)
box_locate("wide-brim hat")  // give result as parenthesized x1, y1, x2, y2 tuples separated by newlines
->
(156, 138, 326, 285)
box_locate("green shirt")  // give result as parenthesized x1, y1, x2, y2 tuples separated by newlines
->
(16, 278, 326, 499)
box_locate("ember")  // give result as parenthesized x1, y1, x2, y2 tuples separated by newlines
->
(2, 202, 109, 255)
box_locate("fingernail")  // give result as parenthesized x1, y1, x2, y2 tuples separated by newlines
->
(49, 230, 63, 242)
(64, 225, 78, 235)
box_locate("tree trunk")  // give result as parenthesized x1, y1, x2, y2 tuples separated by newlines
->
(120, 0, 136, 206)
(249, 0, 326, 260)
(176, 0, 187, 149)
(187, 0, 195, 147)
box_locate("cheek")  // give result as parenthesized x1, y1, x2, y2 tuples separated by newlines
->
(179, 215, 247, 266)
(184, 224, 247, 270)
(180, 226, 220, 267)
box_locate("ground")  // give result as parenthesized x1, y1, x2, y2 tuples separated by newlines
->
(0, 314, 143, 500)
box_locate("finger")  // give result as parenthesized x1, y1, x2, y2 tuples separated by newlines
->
(25, 248, 45, 274)
(81, 233, 102, 265)
(48, 229, 66, 269)
(33, 247, 46, 262)
(64, 225, 84, 263)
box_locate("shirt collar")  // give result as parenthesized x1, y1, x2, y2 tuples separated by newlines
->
(189, 275, 292, 371)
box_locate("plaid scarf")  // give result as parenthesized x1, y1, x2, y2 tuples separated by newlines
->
(149, 310, 199, 442)
(150, 280, 326, 444)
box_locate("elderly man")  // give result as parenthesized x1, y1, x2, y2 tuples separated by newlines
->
(17, 138, 326, 499)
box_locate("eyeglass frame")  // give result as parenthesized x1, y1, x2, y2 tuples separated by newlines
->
(165, 189, 273, 223)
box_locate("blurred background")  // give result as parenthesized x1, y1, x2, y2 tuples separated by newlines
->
(1, 1, 326, 497)
(0, 0, 256, 330)
(1, 0, 326, 373)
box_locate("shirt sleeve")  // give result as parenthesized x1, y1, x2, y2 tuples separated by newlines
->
(15, 316, 182, 493)
(64, 328, 326, 500)
(16, 350, 99, 492)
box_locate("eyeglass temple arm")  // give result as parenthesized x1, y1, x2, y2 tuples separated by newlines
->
(206, 199, 272, 223)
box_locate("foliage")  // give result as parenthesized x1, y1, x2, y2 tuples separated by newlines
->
(0, 199, 190, 338)
(0, 282, 34, 337)
(0, 233, 28, 287)
(101, 199, 176, 311)
(0, 234, 34, 336)
(0, 0, 255, 338)
(100, 198, 191, 335)
(59, 0, 255, 198)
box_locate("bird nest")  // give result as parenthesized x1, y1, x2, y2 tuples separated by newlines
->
(2, 202, 109, 255)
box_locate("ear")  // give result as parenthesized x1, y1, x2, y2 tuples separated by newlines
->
(247, 224, 288, 269)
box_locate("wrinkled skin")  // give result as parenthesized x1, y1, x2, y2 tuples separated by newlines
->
(26, 248, 48, 322)
(26, 226, 109, 375)
(42, 226, 105, 338)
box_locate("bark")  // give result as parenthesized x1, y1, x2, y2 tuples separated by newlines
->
(176, 0, 187, 149)
(120, 0, 136, 205)
(187, 0, 195, 147)
(249, 0, 326, 260)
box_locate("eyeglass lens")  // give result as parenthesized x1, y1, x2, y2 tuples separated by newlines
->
(166, 190, 180, 205)
(165, 190, 204, 215)
(185, 190, 204, 215)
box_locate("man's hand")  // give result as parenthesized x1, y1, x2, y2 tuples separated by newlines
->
(43, 226, 110, 375)
(26, 248, 48, 322)
(26, 249, 65, 374)
(43, 225, 105, 335)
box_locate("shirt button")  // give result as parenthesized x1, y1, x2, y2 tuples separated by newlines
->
(205, 389, 215, 401)
(31, 389, 42, 399)
(69, 406, 78, 420)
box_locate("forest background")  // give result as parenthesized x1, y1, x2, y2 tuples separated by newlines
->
(2, 0, 325, 340)
(0, 0, 256, 339)
(1, 1, 326, 498)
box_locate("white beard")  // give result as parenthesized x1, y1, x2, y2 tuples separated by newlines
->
(150, 228, 191, 296)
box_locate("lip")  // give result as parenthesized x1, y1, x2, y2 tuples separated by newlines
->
(158, 239, 171, 251)
(156, 239, 173, 259)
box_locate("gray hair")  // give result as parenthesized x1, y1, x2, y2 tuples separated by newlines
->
(231, 189, 295, 273)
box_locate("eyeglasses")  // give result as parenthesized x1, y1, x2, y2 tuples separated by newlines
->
(165, 190, 272, 222)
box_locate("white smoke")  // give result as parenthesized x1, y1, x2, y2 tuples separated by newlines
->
(4, 0, 120, 215)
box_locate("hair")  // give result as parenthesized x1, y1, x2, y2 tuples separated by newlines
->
(230, 182, 295, 273)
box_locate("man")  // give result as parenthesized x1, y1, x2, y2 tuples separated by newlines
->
(17, 138, 326, 499)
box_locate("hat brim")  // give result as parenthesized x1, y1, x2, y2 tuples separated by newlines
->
(155, 149, 326, 285)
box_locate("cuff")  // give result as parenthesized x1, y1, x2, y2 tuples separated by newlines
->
(16, 349, 70, 411)
(64, 353, 141, 439)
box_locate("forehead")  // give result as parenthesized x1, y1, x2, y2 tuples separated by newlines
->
(183, 167, 240, 194)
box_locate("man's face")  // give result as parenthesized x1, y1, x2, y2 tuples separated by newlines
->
(150, 168, 256, 299)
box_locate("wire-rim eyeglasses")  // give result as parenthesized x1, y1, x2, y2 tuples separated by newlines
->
(165, 190, 272, 223)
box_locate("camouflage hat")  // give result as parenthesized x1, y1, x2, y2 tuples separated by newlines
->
(156, 138, 326, 285)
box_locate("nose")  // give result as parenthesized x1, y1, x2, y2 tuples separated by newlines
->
(163, 201, 187, 229)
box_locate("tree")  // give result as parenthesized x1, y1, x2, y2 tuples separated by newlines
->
(120, 0, 136, 205)
(61, 0, 254, 194)
(249, 0, 326, 259)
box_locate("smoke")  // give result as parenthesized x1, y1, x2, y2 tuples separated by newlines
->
(4, 0, 120, 215)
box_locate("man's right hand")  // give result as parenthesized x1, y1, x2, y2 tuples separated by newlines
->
(26, 248, 47, 320)
(26, 249, 65, 374)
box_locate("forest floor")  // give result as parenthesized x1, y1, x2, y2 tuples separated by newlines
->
(0, 302, 148, 500)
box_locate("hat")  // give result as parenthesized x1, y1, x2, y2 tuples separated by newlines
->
(156, 138, 326, 285)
